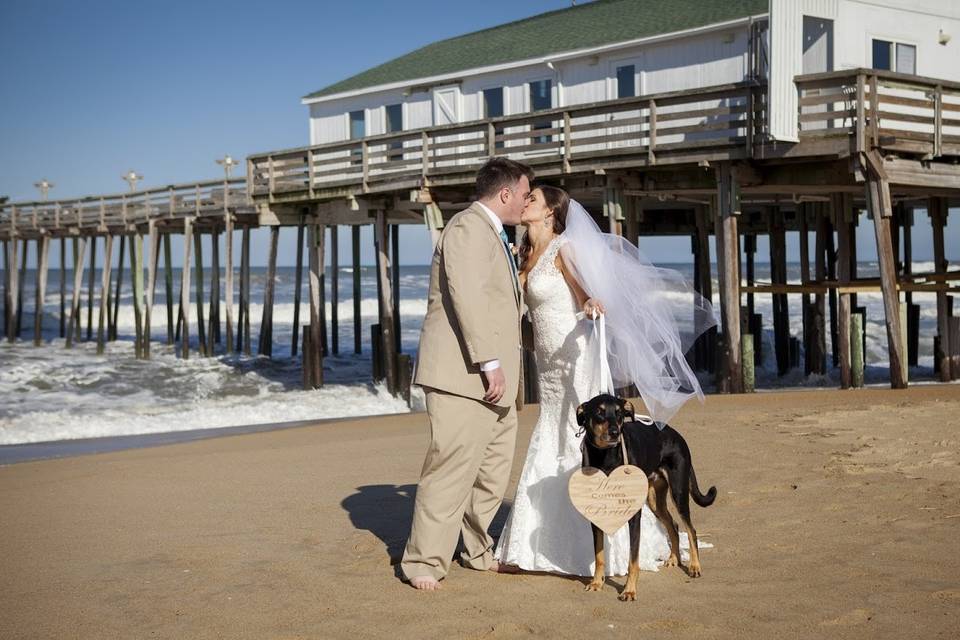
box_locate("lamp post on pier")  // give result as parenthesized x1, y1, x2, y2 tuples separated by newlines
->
(122, 170, 142, 192)
(34, 179, 54, 201)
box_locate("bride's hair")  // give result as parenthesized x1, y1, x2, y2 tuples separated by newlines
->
(518, 184, 569, 269)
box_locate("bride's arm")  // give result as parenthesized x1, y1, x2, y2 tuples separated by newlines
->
(555, 254, 605, 318)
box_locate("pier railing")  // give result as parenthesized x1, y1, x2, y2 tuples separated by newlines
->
(247, 81, 765, 203)
(0, 178, 248, 239)
(796, 68, 960, 158)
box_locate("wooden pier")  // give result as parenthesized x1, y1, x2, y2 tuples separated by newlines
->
(2, 68, 959, 396)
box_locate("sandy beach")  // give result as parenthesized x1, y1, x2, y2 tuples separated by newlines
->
(2, 385, 959, 639)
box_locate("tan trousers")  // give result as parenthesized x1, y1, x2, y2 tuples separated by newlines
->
(400, 387, 518, 581)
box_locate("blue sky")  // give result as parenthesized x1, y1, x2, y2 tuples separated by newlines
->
(1, 0, 956, 267)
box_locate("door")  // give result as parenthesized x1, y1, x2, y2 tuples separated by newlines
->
(432, 86, 461, 166)
(802, 17, 835, 131)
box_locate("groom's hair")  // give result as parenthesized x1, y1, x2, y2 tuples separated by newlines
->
(475, 157, 534, 200)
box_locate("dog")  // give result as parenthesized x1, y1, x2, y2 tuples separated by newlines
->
(576, 393, 716, 601)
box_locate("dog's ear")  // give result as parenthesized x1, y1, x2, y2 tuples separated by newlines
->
(619, 399, 635, 419)
(576, 402, 588, 426)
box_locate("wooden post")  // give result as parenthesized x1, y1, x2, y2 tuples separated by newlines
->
(33, 236, 50, 346)
(16, 239, 27, 338)
(194, 230, 209, 355)
(812, 205, 828, 375)
(694, 205, 715, 373)
(307, 223, 326, 387)
(835, 194, 852, 388)
(258, 226, 279, 358)
(96, 235, 115, 355)
(319, 228, 328, 358)
(86, 235, 96, 341)
(65, 237, 86, 348)
(163, 233, 174, 345)
(714, 165, 742, 393)
(352, 225, 362, 355)
(391, 223, 401, 354)
(145, 220, 159, 359)
(851, 313, 865, 388)
(769, 208, 790, 376)
(331, 225, 339, 355)
(241, 226, 251, 356)
(903, 207, 918, 367)
(110, 234, 125, 342)
(180, 218, 193, 359)
(2, 239, 9, 340)
(799, 205, 812, 375)
(931, 197, 951, 380)
(292, 216, 305, 357)
(210, 228, 221, 347)
(375, 211, 398, 394)
(224, 211, 234, 355)
(825, 217, 839, 367)
(59, 238, 66, 338)
(742, 333, 755, 393)
(131, 231, 144, 359)
(865, 173, 906, 389)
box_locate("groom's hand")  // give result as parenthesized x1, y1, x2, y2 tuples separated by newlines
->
(482, 367, 506, 404)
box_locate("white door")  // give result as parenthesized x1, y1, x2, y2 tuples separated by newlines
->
(802, 17, 834, 131)
(608, 57, 644, 153)
(433, 86, 462, 166)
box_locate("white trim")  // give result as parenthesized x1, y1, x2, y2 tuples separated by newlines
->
(301, 14, 767, 105)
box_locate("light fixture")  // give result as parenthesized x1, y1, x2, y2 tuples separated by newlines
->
(938, 29, 951, 45)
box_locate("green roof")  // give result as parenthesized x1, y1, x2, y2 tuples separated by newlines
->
(304, 0, 767, 100)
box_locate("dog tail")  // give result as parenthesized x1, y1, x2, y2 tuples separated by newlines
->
(689, 464, 716, 508)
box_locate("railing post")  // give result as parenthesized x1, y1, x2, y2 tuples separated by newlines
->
(562, 111, 571, 173)
(121, 194, 128, 227)
(855, 73, 866, 153)
(869, 74, 879, 148)
(486, 122, 496, 157)
(746, 86, 754, 156)
(933, 84, 943, 158)
(361, 141, 369, 192)
(647, 99, 657, 165)
(267, 154, 275, 202)
(421, 131, 430, 178)
(307, 149, 315, 198)
(246, 158, 254, 200)
(99, 197, 106, 231)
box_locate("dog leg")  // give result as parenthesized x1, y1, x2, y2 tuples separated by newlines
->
(668, 464, 702, 578)
(619, 512, 642, 602)
(650, 474, 681, 569)
(585, 524, 605, 592)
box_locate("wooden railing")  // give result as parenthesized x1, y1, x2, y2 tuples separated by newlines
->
(796, 68, 960, 157)
(0, 179, 248, 239)
(247, 80, 765, 202)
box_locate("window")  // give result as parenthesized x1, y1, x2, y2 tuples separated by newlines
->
(349, 110, 366, 139)
(385, 104, 403, 154)
(872, 38, 916, 74)
(616, 65, 636, 99)
(483, 87, 505, 148)
(529, 79, 553, 144)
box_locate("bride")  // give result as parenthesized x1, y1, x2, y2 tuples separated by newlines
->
(494, 185, 715, 577)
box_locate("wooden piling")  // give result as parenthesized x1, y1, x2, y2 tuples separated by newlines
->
(65, 237, 86, 348)
(131, 231, 144, 359)
(391, 223, 401, 354)
(193, 231, 207, 356)
(331, 225, 339, 355)
(224, 211, 234, 355)
(375, 211, 398, 394)
(258, 226, 279, 358)
(835, 195, 852, 388)
(210, 228, 221, 346)
(902, 206, 918, 367)
(17, 238, 27, 337)
(694, 205, 715, 373)
(352, 225, 362, 355)
(292, 217, 305, 358)
(307, 223, 326, 387)
(799, 205, 812, 375)
(145, 220, 159, 359)
(110, 235, 125, 342)
(742, 333, 755, 393)
(59, 238, 66, 338)
(33, 236, 50, 346)
(2, 239, 9, 339)
(851, 313, 864, 388)
(180, 217, 194, 359)
(824, 217, 838, 367)
(163, 233, 174, 345)
(240, 226, 251, 356)
(931, 197, 951, 381)
(96, 235, 115, 355)
(86, 236, 96, 341)
(769, 208, 790, 376)
(865, 173, 906, 389)
(812, 206, 828, 375)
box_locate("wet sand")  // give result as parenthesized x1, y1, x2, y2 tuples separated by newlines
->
(2, 385, 959, 639)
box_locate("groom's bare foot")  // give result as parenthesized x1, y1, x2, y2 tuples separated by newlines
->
(488, 561, 520, 574)
(409, 576, 441, 591)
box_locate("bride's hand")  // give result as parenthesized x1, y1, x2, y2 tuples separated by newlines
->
(583, 298, 604, 319)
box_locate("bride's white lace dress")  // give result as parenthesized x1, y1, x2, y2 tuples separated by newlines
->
(494, 236, 673, 576)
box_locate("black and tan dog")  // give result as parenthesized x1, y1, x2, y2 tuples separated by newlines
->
(576, 394, 716, 601)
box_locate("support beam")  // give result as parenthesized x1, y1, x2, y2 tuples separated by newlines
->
(65, 238, 86, 348)
(258, 226, 279, 358)
(210, 229, 221, 347)
(110, 234, 125, 342)
(239, 226, 252, 356)
(331, 225, 339, 355)
(96, 235, 115, 355)
(812, 205, 828, 375)
(292, 217, 305, 358)
(131, 231, 144, 359)
(2, 240, 9, 340)
(33, 236, 50, 346)
(352, 225, 362, 355)
(86, 236, 96, 341)
(714, 164, 742, 393)
(694, 205, 714, 373)
(865, 173, 906, 389)
(835, 194, 852, 388)
(224, 211, 235, 355)
(17, 238, 27, 337)
(180, 218, 194, 359)
(163, 233, 174, 345)
(375, 211, 398, 394)
(193, 231, 207, 356)
(59, 238, 66, 339)
(391, 223, 401, 354)
(769, 208, 790, 376)
(307, 222, 326, 387)
(145, 220, 159, 359)
(931, 197, 951, 381)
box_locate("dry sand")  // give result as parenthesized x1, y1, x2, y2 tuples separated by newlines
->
(2, 385, 959, 639)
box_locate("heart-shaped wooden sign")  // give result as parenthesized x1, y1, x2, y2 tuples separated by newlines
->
(568, 465, 649, 535)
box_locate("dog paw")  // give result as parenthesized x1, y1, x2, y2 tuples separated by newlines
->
(687, 563, 702, 578)
(665, 555, 679, 568)
(584, 581, 603, 592)
(618, 590, 636, 602)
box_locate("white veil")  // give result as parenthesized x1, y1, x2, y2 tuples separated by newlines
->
(559, 200, 717, 425)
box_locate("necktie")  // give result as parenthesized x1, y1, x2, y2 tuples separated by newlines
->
(499, 229, 519, 285)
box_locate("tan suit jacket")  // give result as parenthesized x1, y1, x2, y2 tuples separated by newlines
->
(414, 202, 524, 409)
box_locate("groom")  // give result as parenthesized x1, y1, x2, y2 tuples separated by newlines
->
(401, 157, 533, 590)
